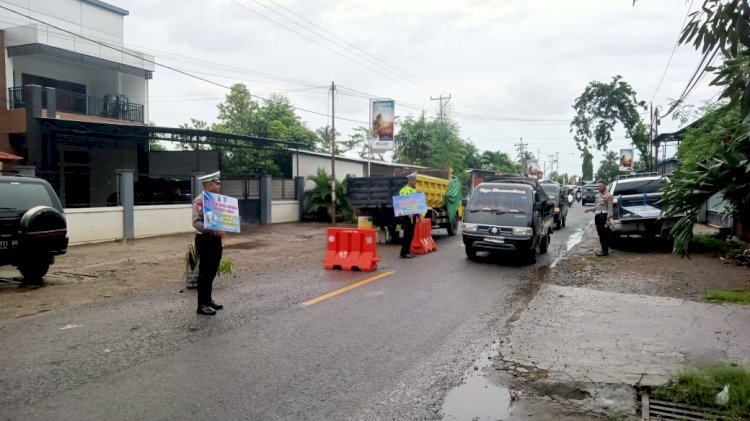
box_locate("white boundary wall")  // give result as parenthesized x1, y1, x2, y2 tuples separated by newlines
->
(65, 207, 124, 245)
(271, 200, 299, 224)
(134, 205, 193, 238)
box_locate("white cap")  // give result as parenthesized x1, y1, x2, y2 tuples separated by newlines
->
(406, 172, 417, 179)
(198, 171, 221, 183)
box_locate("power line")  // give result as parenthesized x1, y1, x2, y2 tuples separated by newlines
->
(660, 47, 719, 119)
(228, 0, 425, 92)
(650, 0, 695, 102)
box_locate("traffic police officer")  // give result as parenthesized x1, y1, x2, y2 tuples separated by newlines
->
(585, 180, 614, 256)
(399, 173, 418, 258)
(192, 171, 225, 315)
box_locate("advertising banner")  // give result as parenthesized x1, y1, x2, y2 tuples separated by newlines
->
(203, 191, 240, 233)
(619, 149, 634, 172)
(392, 192, 427, 217)
(371, 99, 395, 152)
(527, 159, 541, 179)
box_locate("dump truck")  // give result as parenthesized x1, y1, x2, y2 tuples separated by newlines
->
(346, 170, 463, 243)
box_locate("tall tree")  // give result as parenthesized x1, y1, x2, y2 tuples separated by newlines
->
(394, 113, 432, 166)
(655, 0, 750, 255)
(177, 118, 212, 151)
(581, 147, 594, 181)
(341, 126, 373, 159)
(480, 150, 517, 173)
(315, 125, 345, 154)
(595, 151, 621, 183)
(570, 75, 651, 169)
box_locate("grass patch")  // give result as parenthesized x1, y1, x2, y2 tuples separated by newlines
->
(217, 259, 233, 277)
(652, 364, 750, 419)
(691, 234, 744, 256)
(704, 289, 750, 304)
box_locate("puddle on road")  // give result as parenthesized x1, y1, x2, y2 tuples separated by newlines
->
(441, 340, 511, 421)
(550, 222, 591, 268)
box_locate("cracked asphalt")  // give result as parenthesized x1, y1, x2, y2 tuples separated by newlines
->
(0, 207, 591, 420)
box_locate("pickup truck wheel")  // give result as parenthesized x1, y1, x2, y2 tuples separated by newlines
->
(465, 244, 477, 260)
(446, 215, 459, 236)
(18, 256, 50, 282)
(539, 236, 549, 254)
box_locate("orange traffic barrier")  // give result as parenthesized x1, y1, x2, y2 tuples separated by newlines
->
(324, 227, 380, 271)
(411, 218, 437, 254)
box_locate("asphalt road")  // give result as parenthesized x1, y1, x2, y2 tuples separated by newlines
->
(0, 205, 591, 420)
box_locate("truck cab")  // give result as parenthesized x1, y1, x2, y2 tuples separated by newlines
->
(462, 176, 554, 264)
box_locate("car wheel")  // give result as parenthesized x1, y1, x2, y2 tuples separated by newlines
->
(465, 244, 477, 260)
(447, 214, 459, 236)
(539, 236, 549, 254)
(18, 256, 50, 282)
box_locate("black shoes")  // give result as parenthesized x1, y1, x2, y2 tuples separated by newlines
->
(197, 305, 217, 315)
(595, 250, 609, 257)
(400, 253, 415, 259)
(209, 301, 223, 310)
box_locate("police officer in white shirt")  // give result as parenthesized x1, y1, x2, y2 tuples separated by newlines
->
(192, 171, 225, 315)
(585, 180, 613, 256)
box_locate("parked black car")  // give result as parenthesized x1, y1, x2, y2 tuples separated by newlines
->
(540, 181, 569, 229)
(0, 175, 68, 281)
(462, 175, 554, 264)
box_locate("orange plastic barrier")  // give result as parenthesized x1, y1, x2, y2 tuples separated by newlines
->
(411, 218, 437, 254)
(324, 227, 380, 271)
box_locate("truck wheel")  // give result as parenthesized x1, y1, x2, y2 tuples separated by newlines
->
(447, 214, 459, 236)
(18, 256, 50, 282)
(465, 244, 477, 260)
(539, 236, 549, 254)
(562, 216, 566, 228)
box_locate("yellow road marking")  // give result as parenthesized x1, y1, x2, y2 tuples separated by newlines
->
(302, 271, 395, 307)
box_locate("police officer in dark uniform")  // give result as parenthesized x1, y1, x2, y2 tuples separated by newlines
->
(192, 171, 225, 315)
(399, 173, 418, 258)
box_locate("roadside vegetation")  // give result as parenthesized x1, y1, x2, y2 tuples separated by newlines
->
(704, 290, 750, 304)
(690, 234, 749, 264)
(652, 364, 750, 420)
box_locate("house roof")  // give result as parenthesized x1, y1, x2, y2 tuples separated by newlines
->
(83, 0, 129, 16)
(292, 149, 425, 168)
(0, 151, 23, 162)
(658, 156, 679, 165)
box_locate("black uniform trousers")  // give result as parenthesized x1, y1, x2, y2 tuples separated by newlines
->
(594, 213, 610, 254)
(195, 233, 223, 307)
(401, 216, 415, 257)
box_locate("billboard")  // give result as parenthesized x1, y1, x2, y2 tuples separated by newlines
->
(526, 159, 541, 179)
(370, 99, 395, 152)
(619, 149, 634, 172)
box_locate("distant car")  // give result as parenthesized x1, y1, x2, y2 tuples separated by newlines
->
(581, 182, 598, 205)
(540, 181, 569, 229)
(0, 175, 68, 281)
(608, 174, 676, 240)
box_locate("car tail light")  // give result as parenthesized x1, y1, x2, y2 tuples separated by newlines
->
(612, 202, 620, 220)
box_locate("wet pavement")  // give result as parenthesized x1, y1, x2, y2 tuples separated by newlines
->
(0, 206, 594, 420)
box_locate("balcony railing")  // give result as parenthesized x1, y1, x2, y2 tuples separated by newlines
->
(8, 87, 144, 123)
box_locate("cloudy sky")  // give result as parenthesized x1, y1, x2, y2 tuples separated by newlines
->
(18, 0, 723, 176)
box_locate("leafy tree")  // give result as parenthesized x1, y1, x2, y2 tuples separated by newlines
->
(393, 113, 434, 166)
(595, 151, 621, 183)
(315, 125, 345, 154)
(149, 140, 167, 152)
(655, 0, 750, 255)
(480, 150, 517, 173)
(581, 147, 594, 181)
(341, 126, 375, 159)
(176, 118, 212, 151)
(462, 140, 483, 170)
(570, 75, 651, 169)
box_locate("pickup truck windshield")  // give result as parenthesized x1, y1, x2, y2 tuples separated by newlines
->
(613, 179, 667, 196)
(0, 181, 57, 212)
(540, 185, 560, 205)
(468, 187, 531, 213)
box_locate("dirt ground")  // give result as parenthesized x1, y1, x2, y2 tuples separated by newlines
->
(553, 226, 750, 301)
(0, 223, 330, 319)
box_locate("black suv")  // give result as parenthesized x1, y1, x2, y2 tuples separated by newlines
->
(0, 175, 68, 281)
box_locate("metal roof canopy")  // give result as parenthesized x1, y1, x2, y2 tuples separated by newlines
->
(37, 118, 306, 151)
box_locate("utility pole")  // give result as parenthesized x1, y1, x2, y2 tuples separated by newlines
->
(430, 94, 452, 120)
(554, 152, 560, 174)
(330, 81, 336, 226)
(515, 138, 528, 172)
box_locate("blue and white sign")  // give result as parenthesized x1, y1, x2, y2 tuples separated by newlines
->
(203, 192, 240, 233)
(393, 193, 427, 217)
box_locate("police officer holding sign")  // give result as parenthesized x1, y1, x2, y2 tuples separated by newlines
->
(399, 173, 418, 259)
(192, 171, 225, 315)
(585, 180, 614, 257)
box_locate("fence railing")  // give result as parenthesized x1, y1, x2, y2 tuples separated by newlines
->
(8, 87, 144, 123)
